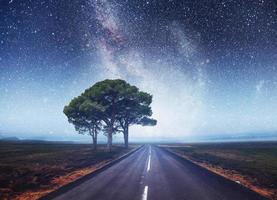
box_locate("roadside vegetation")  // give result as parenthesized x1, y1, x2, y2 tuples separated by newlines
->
(0, 141, 136, 199)
(164, 142, 277, 200)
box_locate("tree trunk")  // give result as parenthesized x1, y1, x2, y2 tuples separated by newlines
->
(107, 128, 113, 152)
(123, 127, 129, 149)
(93, 133, 97, 151)
(90, 129, 97, 151)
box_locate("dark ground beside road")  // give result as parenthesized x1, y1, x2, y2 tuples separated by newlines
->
(0, 141, 134, 199)
(164, 142, 277, 199)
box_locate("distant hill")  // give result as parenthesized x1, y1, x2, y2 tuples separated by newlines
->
(0, 137, 20, 141)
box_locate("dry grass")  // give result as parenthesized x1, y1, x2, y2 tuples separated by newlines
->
(0, 141, 134, 200)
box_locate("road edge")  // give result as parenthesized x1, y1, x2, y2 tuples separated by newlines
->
(158, 145, 269, 200)
(40, 145, 144, 200)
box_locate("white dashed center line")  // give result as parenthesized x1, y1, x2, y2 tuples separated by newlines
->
(142, 146, 151, 200)
(147, 155, 151, 172)
(142, 185, 148, 200)
(147, 146, 151, 172)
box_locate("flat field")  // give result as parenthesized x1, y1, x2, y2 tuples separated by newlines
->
(163, 141, 277, 199)
(0, 141, 134, 200)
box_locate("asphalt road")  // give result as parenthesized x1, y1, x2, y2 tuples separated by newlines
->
(49, 145, 267, 200)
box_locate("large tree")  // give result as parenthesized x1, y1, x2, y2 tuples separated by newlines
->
(64, 79, 156, 151)
(82, 79, 132, 151)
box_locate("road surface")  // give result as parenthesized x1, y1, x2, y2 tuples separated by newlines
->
(49, 145, 267, 200)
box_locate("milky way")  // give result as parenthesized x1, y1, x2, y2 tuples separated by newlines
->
(1, 0, 277, 141)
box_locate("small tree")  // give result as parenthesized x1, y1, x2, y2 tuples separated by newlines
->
(117, 90, 157, 148)
(63, 96, 101, 150)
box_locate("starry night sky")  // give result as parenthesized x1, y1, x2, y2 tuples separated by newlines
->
(1, 0, 277, 141)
